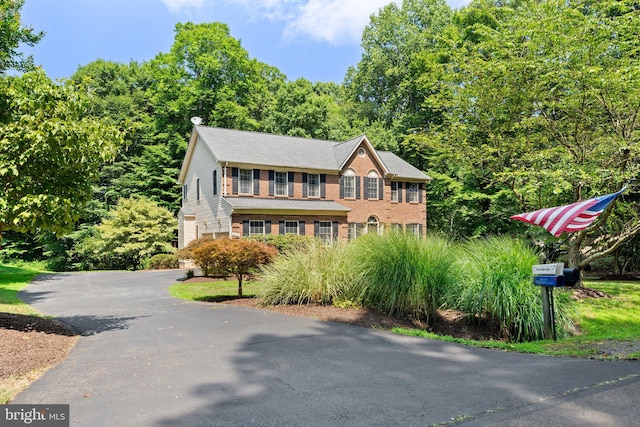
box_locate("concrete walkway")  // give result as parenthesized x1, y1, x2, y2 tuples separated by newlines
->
(14, 271, 640, 426)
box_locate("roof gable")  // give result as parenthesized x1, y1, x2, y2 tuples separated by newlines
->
(181, 126, 430, 182)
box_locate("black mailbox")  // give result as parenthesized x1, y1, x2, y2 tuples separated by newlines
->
(562, 268, 580, 287)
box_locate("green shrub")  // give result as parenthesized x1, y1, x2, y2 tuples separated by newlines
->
(258, 240, 361, 306)
(452, 236, 576, 342)
(146, 253, 179, 270)
(353, 232, 459, 322)
(247, 234, 317, 253)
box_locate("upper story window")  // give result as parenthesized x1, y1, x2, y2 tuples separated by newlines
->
(239, 169, 253, 195)
(367, 171, 379, 200)
(275, 171, 288, 196)
(182, 184, 188, 202)
(391, 182, 399, 202)
(343, 169, 355, 199)
(308, 173, 320, 198)
(407, 182, 419, 203)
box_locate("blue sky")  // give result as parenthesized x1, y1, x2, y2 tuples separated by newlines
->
(21, 0, 471, 84)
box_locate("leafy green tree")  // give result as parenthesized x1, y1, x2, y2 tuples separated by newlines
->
(0, 70, 123, 242)
(346, 0, 452, 135)
(0, 0, 43, 73)
(427, 0, 640, 268)
(76, 197, 177, 271)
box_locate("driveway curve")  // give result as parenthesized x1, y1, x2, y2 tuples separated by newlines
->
(14, 271, 640, 426)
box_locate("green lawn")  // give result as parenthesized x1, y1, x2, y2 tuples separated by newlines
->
(0, 264, 44, 315)
(169, 279, 261, 301)
(394, 280, 640, 359)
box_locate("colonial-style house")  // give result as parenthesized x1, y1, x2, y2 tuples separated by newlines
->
(177, 126, 431, 248)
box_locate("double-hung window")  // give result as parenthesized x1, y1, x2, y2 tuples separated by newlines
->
(406, 223, 420, 237)
(308, 174, 320, 198)
(249, 220, 265, 236)
(275, 171, 288, 196)
(239, 169, 253, 195)
(391, 182, 399, 202)
(367, 171, 379, 200)
(318, 221, 333, 243)
(284, 221, 299, 234)
(343, 169, 355, 199)
(407, 183, 419, 203)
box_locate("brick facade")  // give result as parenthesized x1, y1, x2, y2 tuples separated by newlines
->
(178, 127, 429, 248)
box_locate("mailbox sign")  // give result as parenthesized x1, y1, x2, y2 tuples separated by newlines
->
(532, 263, 564, 276)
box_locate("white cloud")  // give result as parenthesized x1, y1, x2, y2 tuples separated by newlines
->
(161, 0, 207, 13)
(284, 0, 395, 44)
(232, 0, 397, 45)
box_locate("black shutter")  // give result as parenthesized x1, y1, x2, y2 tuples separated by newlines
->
(213, 170, 218, 196)
(253, 169, 260, 195)
(398, 182, 403, 203)
(332, 222, 339, 241)
(196, 178, 200, 201)
(279, 221, 285, 234)
(314, 221, 320, 237)
(299, 220, 305, 236)
(419, 183, 424, 203)
(288, 172, 295, 197)
(302, 173, 308, 197)
(320, 174, 326, 198)
(379, 178, 384, 200)
(356, 177, 361, 199)
(232, 168, 239, 195)
(269, 170, 275, 196)
(405, 182, 409, 203)
(419, 224, 424, 236)
(265, 220, 272, 234)
(339, 176, 344, 199)
(363, 177, 369, 200)
(242, 220, 249, 236)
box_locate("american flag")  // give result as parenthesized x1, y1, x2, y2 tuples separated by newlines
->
(511, 186, 627, 237)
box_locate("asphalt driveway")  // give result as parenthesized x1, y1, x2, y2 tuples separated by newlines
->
(14, 271, 640, 426)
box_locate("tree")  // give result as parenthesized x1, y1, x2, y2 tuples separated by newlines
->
(186, 238, 277, 297)
(0, 70, 123, 242)
(426, 0, 640, 270)
(76, 197, 177, 271)
(0, 0, 43, 73)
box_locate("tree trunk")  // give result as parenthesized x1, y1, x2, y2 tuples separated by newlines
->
(237, 274, 243, 297)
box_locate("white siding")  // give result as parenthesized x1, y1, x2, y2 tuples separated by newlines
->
(178, 136, 231, 248)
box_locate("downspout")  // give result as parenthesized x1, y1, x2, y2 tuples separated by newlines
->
(223, 162, 228, 197)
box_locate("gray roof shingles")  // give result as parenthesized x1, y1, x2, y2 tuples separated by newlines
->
(195, 126, 430, 181)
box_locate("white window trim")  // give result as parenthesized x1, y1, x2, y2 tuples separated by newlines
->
(407, 183, 419, 203)
(318, 221, 333, 243)
(275, 171, 288, 197)
(249, 220, 265, 236)
(391, 182, 398, 202)
(239, 169, 253, 195)
(308, 173, 320, 198)
(284, 220, 299, 235)
(367, 171, 379, 200)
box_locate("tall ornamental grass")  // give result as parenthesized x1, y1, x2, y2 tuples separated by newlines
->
(258, 240, 361, 306)
(353, 232, 459, 322)
(453, 236, 576, 341)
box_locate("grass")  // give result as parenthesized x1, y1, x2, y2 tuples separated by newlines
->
(0, 263, 46, 315)
(258, 240, 361, 306)
(169, 279, 261, 301)
(353, 232, 459, 322)
(395, 280, 640, 359)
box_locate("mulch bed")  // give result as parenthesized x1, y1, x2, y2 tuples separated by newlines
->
(0, 313, 77, 380)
